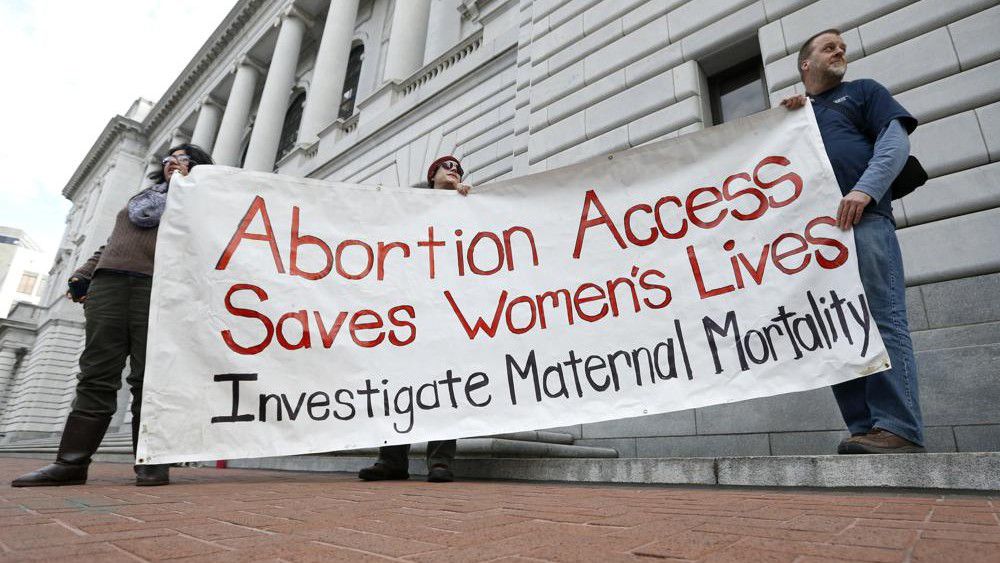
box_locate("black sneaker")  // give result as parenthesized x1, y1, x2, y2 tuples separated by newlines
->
(427, 464, 454, 483)
(358, 463, 409, 481)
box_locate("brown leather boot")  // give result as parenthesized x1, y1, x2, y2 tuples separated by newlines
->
(11, 413, 112, 487)
(837, 432, 868, 454)
(839, 428, 925, 454)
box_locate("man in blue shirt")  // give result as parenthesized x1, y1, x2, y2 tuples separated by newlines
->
(783, 29, 925, 454)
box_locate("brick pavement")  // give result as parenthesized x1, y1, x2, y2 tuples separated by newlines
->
(1, 456, 998, 562)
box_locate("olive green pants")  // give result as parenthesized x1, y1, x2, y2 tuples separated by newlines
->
(70, 272, 152, 424)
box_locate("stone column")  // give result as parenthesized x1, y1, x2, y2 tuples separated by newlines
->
(169, 128, 189, 148)
(297, 0, 361, 144)
(213, 58, 263, 166)
(244, 7, 309, 171)
(143, 158, 160, 179)
(190, 98, 223, 152)
(425, 0, 462, 64)
(383, 0, 432, 82)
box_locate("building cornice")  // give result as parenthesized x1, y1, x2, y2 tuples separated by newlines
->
(62, 0, 271, 202)
(0, 317, 38, 335)
(62, 116, 144, 200)
(143, 0, 269, 134)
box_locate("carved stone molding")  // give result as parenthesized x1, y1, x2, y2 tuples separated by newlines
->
(279, 3, 315, 27)
(458, 0, 504, 22)
(62, 116, 145, 199)
(233, 54, 268, 76)
(144, 0, 269, 133)
(201, 94, 225, 109)
(400, 30, 484, 98)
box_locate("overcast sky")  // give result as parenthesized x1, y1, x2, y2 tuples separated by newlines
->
(0, 1, 236, 266)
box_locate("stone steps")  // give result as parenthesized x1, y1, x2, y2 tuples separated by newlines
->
(0, 429, 576, 446)
(4, 431, 996, 491)
(0, 430, 586, 455)
(2, 449, 996, 491)
(0, 432, 133, 454)
(221, 452, 999, 491)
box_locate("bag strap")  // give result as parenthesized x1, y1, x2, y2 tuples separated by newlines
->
(809, 95, 873, 142)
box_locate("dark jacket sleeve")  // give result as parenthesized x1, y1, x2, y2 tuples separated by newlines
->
(73, 245, 105, 280)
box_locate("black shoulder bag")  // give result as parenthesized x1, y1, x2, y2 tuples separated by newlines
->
(810, 96, 927, 200)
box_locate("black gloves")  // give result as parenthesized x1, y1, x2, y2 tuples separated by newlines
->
(67, 277, 90, 302)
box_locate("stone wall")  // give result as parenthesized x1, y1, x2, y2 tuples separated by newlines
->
(567, 271, 1000, 456)
(2, 0, 996, 455)
(0, 316, 84, 438)
(514, 0, 1000, 455)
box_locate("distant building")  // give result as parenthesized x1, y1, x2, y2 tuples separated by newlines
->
(1, 0, 997, 453)
(0, 227, 48, 318)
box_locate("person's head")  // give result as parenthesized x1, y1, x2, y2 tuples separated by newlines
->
(147, 143, 214, 184)
(426, 155, 464, 189)
(798, 29, 847, 84)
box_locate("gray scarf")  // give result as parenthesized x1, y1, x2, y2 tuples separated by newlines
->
(127, 182, 169, 228)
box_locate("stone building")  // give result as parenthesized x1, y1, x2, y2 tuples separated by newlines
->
(1, 0, 998, 457)
(0, 228, 48, 319)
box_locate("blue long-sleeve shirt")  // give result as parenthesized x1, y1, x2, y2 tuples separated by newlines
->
(851, 119, 909, 203)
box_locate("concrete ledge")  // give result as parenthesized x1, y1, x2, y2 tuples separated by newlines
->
(0, 435, 609, 459)
(3, 451, 997, 491)
(454, 457, 719, 485)
(490, 430, 575, 444)
(225, 452, 999, 492)
(717, 453, 1000, 491)
(224, 455, 718, 485)
(226, 455, 374, 474)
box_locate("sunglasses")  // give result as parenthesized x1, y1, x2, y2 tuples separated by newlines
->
(161, 155, 192, 166)
(439, 160, 462, 175)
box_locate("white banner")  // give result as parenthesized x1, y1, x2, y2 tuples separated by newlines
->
(137, 105, 888, 464)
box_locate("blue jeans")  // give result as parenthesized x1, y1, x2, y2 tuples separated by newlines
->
(831, 214, 924, 445)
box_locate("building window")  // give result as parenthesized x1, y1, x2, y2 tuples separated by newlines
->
(339, 43, 364, 119)
(16, 272, 38, 295)
(708, 57, 768, 125)
(275, 90, 307, 163)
